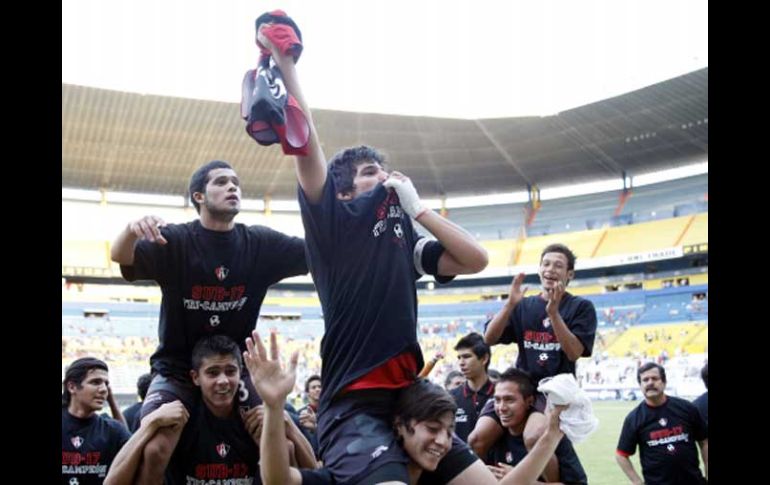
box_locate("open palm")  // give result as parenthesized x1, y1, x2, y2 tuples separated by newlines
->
(243, 330, 299, 408)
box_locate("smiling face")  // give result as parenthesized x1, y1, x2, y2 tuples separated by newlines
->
(493, 380, 533, 434)
(538, 252, 574, 292)
(398, 412, 455, 472)
(191, 354, 240, 418)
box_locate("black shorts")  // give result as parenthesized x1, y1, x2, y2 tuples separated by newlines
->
(318, 389, 482, 485)
(140, 367, 263, 419)
(317, 389, 409, 485)
(479, 391, 547, 426)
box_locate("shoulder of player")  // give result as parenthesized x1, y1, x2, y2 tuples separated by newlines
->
(666, 395, 698, 411)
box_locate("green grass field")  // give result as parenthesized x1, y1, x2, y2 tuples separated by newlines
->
(573, 400, 640, 485)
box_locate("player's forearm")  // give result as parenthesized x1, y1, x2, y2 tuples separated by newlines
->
(700, 439, 708, 479)
(418, 210, 488, 274)
(285, 419, 318, 469)
(485, 303, 515, 345)
(111, 224, 139, 265)
(103, 420, 160, 485)
(549, 313, 584, 361)
(615, 454, 643, 484)
(272, 54, 327, 203)
(501, 428, 562, 485)
(260, 404, 293, 485)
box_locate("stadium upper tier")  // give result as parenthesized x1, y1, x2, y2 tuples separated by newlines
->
(63, 210, 707, 280)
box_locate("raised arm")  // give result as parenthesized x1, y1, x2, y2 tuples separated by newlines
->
(259, 29, 327, 203)
(545, 282, 585, 361)
(104, 401, 189, 485)
(244, 331, 304, 485)
(500, 405, 565, 485)
(383, 172, 488, 275)
(110, 215, 167, 265)
(484, 273, 527, 345)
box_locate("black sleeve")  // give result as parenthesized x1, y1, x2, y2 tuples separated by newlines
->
(119, 224, 178, 285)
(413, 237, 454, 284)
(688, 400, 708, 441)
(616, 412, 637, 456)
(257, 226, 308, 284)
(570, 299, 598, 357)
(297, 175, 338, 258)
(496, 308, 519, 345)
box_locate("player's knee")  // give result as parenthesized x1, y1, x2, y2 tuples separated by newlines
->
(523, 413, 548, 449)
(468, 429, 488, 456)
(523, 423, 546, 450)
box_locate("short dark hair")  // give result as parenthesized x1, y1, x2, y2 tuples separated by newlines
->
(637, 362, 667, 384)
(497, 367, 536, 399)
(540, 243, 576, 271)
(191, 335, 242, 371)
(328, 145, 386, 196)
(305, 374, 321, 393)
(443, 370, 464, 389)
(188, 160, 233, 213)
(62, 357, 109, 407)
(395, 379, 456, 433)
(454, 332, 491, 371)
(136, 373, 152, 400)
(701, 362, 708, 389)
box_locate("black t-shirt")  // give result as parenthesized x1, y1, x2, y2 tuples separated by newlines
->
(617, 396, 707, 485)
(489, 431, 587, 485)
(298, 175, 450, 414)
(449, 379, 495, 442)
(61, 409, 131, 484)
(692, 391, 708, 424)
(166, 401, 261, 485)
(121, 220, 307, 377)
(487, 293, 597, 384)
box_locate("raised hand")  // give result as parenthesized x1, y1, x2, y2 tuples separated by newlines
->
(544, 404, 567, 436)
(507, 272, 528, 308)
(545, 281, 565, 316)
(298, 407, 317, 431)
(383, 171, 428, 219)
(243, 330, 299, 408)
(128, 215, 167, 245)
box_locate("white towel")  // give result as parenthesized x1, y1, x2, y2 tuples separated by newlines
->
(537, 373, 599, 444)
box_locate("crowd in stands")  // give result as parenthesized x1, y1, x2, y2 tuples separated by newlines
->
(63, 317, 707, 402)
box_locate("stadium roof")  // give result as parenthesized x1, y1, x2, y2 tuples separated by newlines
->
(62, 68, 707, 200)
